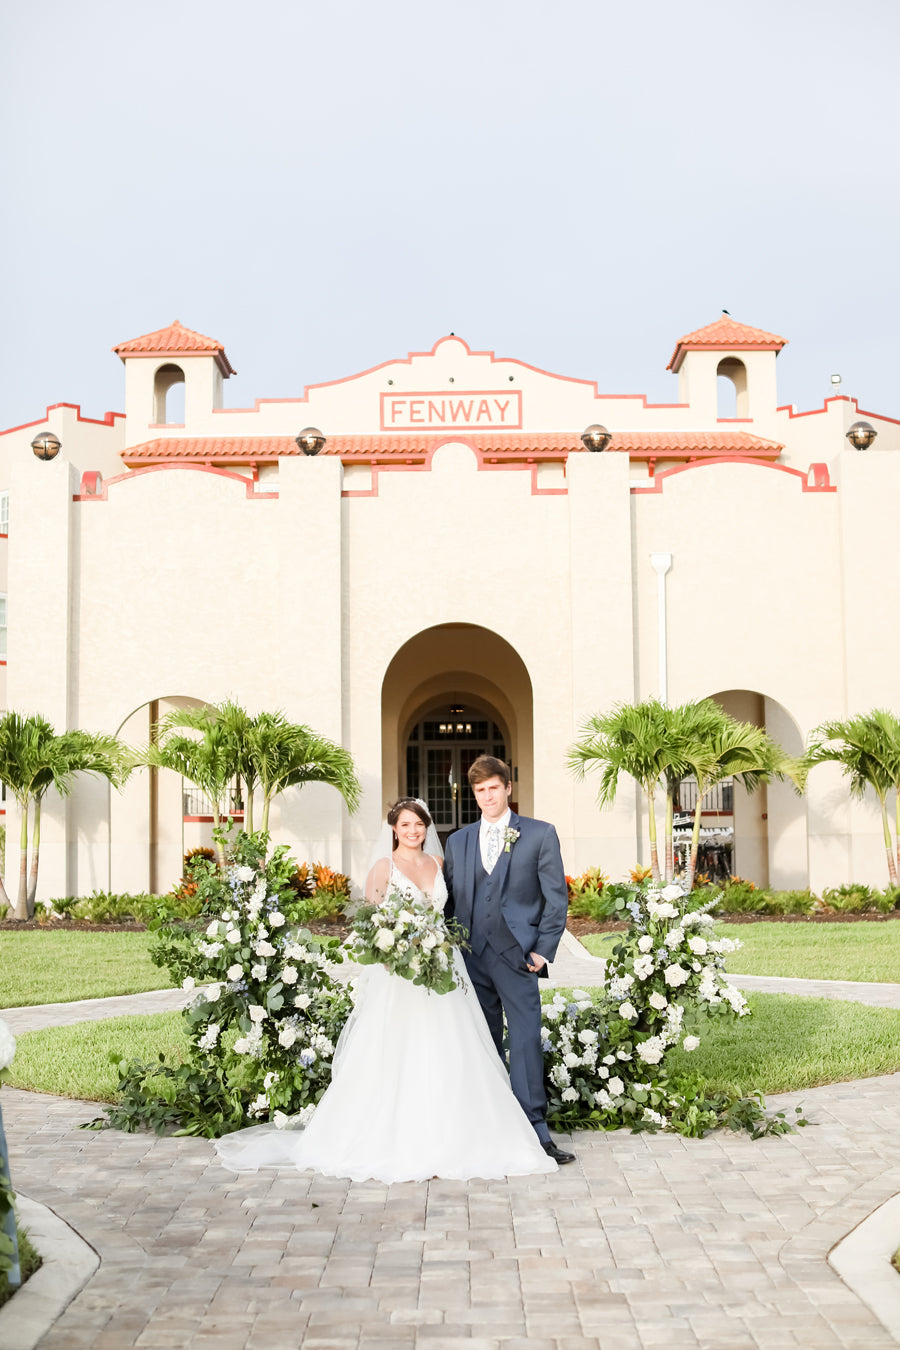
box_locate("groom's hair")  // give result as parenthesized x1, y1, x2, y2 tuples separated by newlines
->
(467, 755, 511, 788)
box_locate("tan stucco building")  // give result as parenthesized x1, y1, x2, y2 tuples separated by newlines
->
(3, 316, 898, 900)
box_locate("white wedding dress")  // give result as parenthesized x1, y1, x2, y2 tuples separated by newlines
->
(214, 862, 556, 1182)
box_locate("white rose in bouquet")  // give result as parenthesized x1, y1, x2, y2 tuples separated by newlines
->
(374, 928, 396, 950)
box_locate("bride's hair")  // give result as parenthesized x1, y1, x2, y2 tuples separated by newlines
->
(387, 798, 433, 850)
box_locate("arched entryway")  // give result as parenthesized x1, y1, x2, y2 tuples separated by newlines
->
(381, 624, 533, 844)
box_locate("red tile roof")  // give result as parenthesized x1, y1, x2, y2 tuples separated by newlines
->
(122, 429, 783, 468)
(667, 317, 787, 372)
(113, 320, 236, 376)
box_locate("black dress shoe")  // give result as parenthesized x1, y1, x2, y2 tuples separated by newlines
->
(542, 1139, 575, 1165)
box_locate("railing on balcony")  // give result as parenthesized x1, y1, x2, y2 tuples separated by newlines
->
(183, 785, 244, 819)
(673, 777, 734, 814)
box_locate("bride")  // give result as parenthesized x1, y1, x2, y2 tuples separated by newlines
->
(214, 798, 557, 1183)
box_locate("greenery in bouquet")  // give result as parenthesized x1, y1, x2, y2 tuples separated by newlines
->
(344, 893, 468, 995)
(92, 828, 353, 1137)
(543, 882, 806, 1138)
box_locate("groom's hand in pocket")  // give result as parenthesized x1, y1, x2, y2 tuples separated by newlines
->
(526, 952, 546, 973)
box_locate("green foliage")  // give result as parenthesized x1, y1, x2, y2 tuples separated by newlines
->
(0, 1225, 40, 1308)
(91, 827, 352, 1137)
(566, 868, 616, 920)
(0, 931, 176, 1009)
(706, 877, 772, 913)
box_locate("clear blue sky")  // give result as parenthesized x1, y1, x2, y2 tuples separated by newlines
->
(1, 0, 897, 429)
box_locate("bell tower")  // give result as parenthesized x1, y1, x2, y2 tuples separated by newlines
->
(112, 319, 236, 445)
(667, 315, 787, 423)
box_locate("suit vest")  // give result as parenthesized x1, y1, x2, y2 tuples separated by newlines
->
(470, 849, 518, 956)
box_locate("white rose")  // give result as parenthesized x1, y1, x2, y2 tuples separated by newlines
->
(421, 933, 437, 951)
(633, 956, 654, 980)
(578, 1029, 598, 1045)
(648, 991, 668, 1010)
(294, 992, 312, 1010)
(206, 920, 220, 937)
(561, 1087, 579, 1102)
(273, 1110, 290, 1129)
(598, 1066, 609, 1078)
(687, 936, 708, 956)
(237, 866, 255, 882)
(637, 936, 654, 953)
(204, 983, 222, 1003)
(278, 1026, 298, 1048)
(664, 928, 685, 948)
(374, 929, 396, 951)
(280, 966, 298, 985)
(563, 1052, 582, 1068)
(648, 900, 679, 920)
(255, 941, 276, 958)
(607, 1077, 624, 1096)
(660, 885, 683, 902)
(182, 976, 195, 991)
(248, 1005, 267, 1023)
(226, 965, 243, 981)
(618, 1001, 637, 1021)
(0, 1018, 16, 1070)
(269, 912, 286, 928)
(233, 1037, 250, 1054)
(251, 963, 267, 980)
(683, 1035, 700, 1052)
(225, 929, 242, 945)
(664, 963, 689, 988)
(603, 1054, 616, 1065)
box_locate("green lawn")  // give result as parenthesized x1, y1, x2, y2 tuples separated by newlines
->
(0, 931, 175, 1008)
(4, 1011, 190, 1101)
(579, 923, 900, 984)
(6, 994, 900, 1106)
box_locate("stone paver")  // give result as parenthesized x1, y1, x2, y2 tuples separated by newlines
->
(4, 1070, 900, 1348)
(4, 941, 900, 1346)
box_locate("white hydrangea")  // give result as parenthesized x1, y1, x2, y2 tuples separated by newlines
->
(642, 1107, 668, 1127)
(550, 1064, 571, 1088)
(636, 1036, 665, 1065)
(198, 1022, 221, 1050)
(664, 928, 686, 948)
(561, 1087, 579, 1102)
(251, 963, 267, 980)
(247, 1093, 269, 1117)
(723, 985, 749, 1015)
(633, 955, 655, 980)
(198, 941, 223, 959)
(284, 942, 307, 961)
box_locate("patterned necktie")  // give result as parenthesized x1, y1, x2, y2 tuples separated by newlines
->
(485, 824, 500, 872)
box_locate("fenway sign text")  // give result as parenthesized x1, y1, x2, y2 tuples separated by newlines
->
(380, 389, 523, 431)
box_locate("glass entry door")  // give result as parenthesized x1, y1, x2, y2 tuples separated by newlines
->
(405, 712, 507, 845)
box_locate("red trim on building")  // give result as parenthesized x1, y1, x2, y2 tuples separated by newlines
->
(73, 463, 278, 502)
(0, 404, 124, 437)
(631, 457, 836, 495)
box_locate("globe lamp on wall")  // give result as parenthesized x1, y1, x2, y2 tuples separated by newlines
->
(846, 421, 877, 451)
(581, 424, 612, 452)
(31, 431, 61, 461)
(295, 427, 326, 456)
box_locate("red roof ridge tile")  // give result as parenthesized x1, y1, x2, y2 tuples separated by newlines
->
(113, 320, 236, 376)
(667, 316, 787, 371)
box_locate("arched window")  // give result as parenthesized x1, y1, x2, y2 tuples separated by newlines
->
(716, 357, 748, 418)
(153, 363, 186, 424)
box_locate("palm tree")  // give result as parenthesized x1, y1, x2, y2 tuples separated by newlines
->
(253, 722, 360, 832)
(147, 714, 241, 868)
(807, 712, 900, 885)
(681, 714, 801, 891)
(149, 702, 361, 858)
(0, 713, 131, 921)
(568, 700, 692, 883)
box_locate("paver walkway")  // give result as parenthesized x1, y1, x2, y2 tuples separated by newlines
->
(4, 935, 900, 1347)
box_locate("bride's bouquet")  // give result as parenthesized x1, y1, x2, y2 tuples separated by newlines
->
(344, 892, 469, 995)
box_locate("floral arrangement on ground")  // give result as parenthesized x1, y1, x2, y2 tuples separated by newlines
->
(91, 831, 804, 1141)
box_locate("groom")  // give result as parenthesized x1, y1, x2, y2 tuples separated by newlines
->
(444, 755, 575, 1165)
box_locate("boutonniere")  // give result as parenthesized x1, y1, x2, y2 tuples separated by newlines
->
(502, 827, 520, 853)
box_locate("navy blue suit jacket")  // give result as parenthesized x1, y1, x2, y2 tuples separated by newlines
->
(443, 813, 569, 974)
